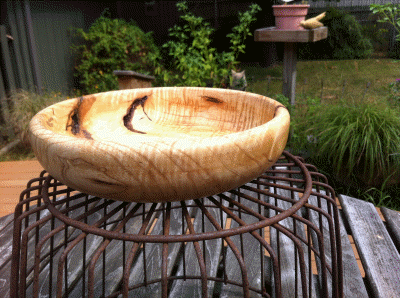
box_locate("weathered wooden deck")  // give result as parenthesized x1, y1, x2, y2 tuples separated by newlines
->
(1, 159, 400, 297)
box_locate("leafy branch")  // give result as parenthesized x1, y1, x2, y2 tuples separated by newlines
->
(370, 3, 400, 41)
(161, 1, 261, 87)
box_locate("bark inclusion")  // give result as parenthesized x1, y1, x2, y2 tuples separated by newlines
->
(123, 95, 152, 134)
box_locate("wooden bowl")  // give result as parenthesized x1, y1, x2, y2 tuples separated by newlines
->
(29, 87, 290, 202)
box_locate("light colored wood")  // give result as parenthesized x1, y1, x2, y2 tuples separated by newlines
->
(0, 159, 44, 217)
(28, 87, 290, 203)
(339, 195, 400, 298)
(254, 27, 328, 43)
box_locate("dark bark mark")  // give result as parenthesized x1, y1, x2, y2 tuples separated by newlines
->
(82, 129, 93, 140)
(123, 95, 151, 134)
(202, 96, 224, 104)
(66, 97, 93, 139)
(66, 97, 83, 135)
(274, 105, 287, 117)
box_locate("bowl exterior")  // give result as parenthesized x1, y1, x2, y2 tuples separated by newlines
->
(28, 88, 290, 202)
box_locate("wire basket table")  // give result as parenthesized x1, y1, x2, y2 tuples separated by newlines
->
(10, 151, 343, 298)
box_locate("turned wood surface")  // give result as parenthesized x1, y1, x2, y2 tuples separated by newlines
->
(28, 87, 290, 203)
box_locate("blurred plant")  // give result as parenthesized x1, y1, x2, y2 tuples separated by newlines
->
(0, 90, 65, 146)
(161, 1, 261, 87)
(362, 173, 396, 207)
(73, 14, 161, 94)
(306, 101, 400, 187)
(370, 3, 400, 41)
(388, 79, 400, 105)
(299, 7, 373, 60)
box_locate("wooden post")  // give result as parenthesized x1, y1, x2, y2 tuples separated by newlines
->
(254, 27, 328, 107)
(113, 71, 155, 90)
(283, 42, 297, 106)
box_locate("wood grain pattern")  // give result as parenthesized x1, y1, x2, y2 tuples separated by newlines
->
(254, 27, 328, 43)
(339, 195, 400, 298)
(28, 87, 290, 203)
(268, 167, 317, 298)
(169, 198, 227, 297)
(381, 207, 400, 251)
(308, 193, 368, 298)
(219, 187, 265, 297)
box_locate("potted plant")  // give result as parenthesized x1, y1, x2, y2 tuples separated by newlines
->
(273, 0, 310, 30)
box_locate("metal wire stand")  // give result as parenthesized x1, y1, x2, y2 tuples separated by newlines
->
(10, 151, 343, 298)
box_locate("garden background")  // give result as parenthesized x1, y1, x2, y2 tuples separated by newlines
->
(1, 0, 400, 210)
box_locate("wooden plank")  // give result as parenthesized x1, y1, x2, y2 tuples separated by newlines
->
(308, 192, 368, 298)
(0, 212, 15, 297)
(339, 195, 400, 298)
(218, 186, 267, 297)
(268, 168, 317, 298)
(0, 203, 52, 297)
(169, 198, 227, 297)
(381, 207, 400, 252)
(22, 197, 99, 297)
(60, 202, 154, 298)
(0, 212, 13, 232)
(254, 27, 328, 43)
(124, 201, 196, 297)
(0, 160, 44, 217)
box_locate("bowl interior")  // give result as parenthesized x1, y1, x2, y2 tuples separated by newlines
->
(45, 88, 280, 142)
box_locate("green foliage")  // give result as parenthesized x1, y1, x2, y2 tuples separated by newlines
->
(370, 3, 400, 42)
(73, 15, 161, 94)
(299, 7, 373, 60)
(388, 79, 400, 105)
(161, 1, 261, 87)
(306, 101, 400, 187)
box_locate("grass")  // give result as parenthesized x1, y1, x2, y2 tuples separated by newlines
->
(244, 58, 400, 211)
(244, 59, 400, 104)
(1, 58, 400, 210)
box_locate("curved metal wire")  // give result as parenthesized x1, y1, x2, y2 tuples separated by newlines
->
(10, 151, 343, 298)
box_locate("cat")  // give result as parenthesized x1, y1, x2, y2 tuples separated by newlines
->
(230, 69, 247, 91)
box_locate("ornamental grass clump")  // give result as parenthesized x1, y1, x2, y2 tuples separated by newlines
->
(307, 101, 400, 187)
(0, 90, 65, 147)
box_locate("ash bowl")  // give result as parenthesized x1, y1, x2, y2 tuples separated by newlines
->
(28, 87, 290, 202)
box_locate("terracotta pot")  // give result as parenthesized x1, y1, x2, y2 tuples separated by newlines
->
(273, 4, 310, 30)
(28, 87, 290, 203)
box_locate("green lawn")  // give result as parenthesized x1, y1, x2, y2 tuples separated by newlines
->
(245, 58, 400, 105)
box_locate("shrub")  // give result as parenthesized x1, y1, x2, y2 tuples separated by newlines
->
(370, 3, 400, 59)
(0, 90, 65, 146)
(306, 101, 400, 188)
(299, 7, 373, 60)
(73, 15, 161, 94)
(161, 1, 261, 87)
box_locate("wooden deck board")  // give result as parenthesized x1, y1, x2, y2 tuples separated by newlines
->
(339, 195, 400, 298)
(0, 159, 44, 217)
(2, 160, 400, 297)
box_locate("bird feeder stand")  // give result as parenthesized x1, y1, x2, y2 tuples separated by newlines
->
(255, 27, 328, 106)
